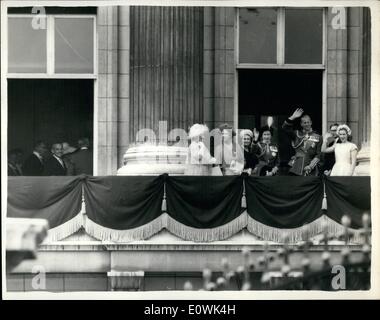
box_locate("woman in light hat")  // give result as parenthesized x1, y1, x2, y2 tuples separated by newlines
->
(239, 129, 258, 175)
(184, 123, 217, 176)
(214, 123, 244, 175)
(322, 124, 358, 176)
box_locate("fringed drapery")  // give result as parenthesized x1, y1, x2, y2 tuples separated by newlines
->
(7, 175, 370, 243)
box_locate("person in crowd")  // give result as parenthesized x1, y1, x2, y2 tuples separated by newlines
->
(320, 123, 339, 176)
(8, 148, 23, 176)
(23, 141, 47, 176)
(321, 124, 358, 176)
(184, 123, 217, 175)
(282, 108, 322, 176)
(70, 137, 93, 175)
(252, 128, 280, 176)
(43, 143, 67, 176)
(62, 141, 77, 176)
(260, 116, 278, 145)
(214, 123, 244, 175)
(239, 129, 258, 175)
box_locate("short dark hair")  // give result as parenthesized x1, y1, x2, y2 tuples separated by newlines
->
(34, 140, 46, 150)
(78, 137, 90, 148)
(8, 148, 23, 157)
(300, 114, 312, 122)
(330, 123, 339, 129)
(51, 142, 63, 149)
(218, 123, 236, 137)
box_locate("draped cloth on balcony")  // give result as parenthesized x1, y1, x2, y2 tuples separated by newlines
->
(325, 177, 371, 229)
(245, 176, 325, 242)
(7, 176, 83, 240)
(6, 175, 370, 243)
(165, 176, 246, 241)
(83, 175, 164, 242)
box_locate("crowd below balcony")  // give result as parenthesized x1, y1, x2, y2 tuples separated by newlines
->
(8, 109, 358, 177)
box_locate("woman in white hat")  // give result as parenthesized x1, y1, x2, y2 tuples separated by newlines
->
(321, 124, 358, 176)
(239, 129, 258, 175)
(184, 124, 217, 176)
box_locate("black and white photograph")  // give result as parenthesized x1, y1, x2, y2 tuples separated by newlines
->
(1, 0, 379, 300)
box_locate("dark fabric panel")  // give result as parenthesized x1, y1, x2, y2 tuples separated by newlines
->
(84, 176, 164, 230)
(325, 177, 371, 229)
(166, 176, 243, 228)
(7, 176, 82, 228)
(245, 177, 323, 228)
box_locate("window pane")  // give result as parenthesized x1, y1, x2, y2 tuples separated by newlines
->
(285, 9, 323, 64)
(55, 18, 94, 73)
(8, 17, 47, 73)
(239, 8, 277, 64)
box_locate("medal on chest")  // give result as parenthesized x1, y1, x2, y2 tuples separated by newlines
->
(269, 145, 278, 157)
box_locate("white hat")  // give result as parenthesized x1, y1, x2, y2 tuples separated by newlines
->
(188, 123, 209, 139)
(239, 129, 254, 139)
(337, 124, 352, 136)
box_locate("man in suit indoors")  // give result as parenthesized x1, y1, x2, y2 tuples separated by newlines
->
(8, 148, 23, 176)
(43, 143, 67, 176)
(23, 141, 47, 176)
(62, 141, 77, 176)
(70, 137, 93, 175)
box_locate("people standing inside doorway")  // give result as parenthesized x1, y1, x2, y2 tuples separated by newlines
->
(43, 143, 67, 176)
(8, 148, 23, 176)
(282, 108, 322, 176)
(322, 124, 358, 176)
(70, 137, 93, 175)
(252, 129, 280, 176)
(23, 141, 47, 176)
(62, 142, 77, 176)
(320, 123, 339, 176)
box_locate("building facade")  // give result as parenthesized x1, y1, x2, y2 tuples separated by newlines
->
(6, 5, 371, 175)
(5, 5, 372, 292)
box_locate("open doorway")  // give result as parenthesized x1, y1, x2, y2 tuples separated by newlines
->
(8, 79, 94, 164)
(238, 69, 323, 172)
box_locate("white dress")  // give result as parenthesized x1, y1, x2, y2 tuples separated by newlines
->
(330, 142, 358, 176)
(184, 141, 216, 175)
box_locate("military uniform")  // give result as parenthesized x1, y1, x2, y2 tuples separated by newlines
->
(282, 118, 322, 176)
(252, 142, 280, 176)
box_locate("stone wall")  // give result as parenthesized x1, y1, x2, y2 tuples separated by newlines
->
(327, 7, 370, 146)
(204, 7, 235, 131)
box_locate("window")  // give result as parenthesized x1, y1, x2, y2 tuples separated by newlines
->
(8, 17, 47, 73)
(55, 18, 94, 73)
(238, 8, 324, 67)
(8, 15, 96, 76)
(284, 9, 323, 64)
(239, 8, 277, 64)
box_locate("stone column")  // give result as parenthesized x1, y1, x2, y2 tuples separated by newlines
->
(203, 7, 215, 130)
(213, 7, 235, 129)
(97, 6, 119, 175)
(118, 6, 131, 167)
(354, 8, 371, 176)
(326, 8, 348, 129)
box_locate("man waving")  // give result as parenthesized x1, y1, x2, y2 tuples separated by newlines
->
(282, 108, 322, 176)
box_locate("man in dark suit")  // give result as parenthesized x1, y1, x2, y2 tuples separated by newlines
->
(43, 143, 67, 176)
(8, 148, 23, 176)
(23, 141, 47, 176)
(70, 137, 93, 175)
(320, 123, 339, 176)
